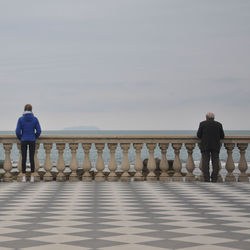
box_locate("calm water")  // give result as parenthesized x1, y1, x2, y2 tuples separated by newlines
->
(0, 130, 249, 174)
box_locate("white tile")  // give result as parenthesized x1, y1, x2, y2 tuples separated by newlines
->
(0, 215, 31, 221)
(0, 211, 38, 215)
(172, 235, 236, 244)
(0, 247, 15, 250)
(43, 215, 89, 220)
(0, 235, 20, 242)
(178, 245, 239, 250)
(40, 221, 89, 227)
(161, 221, 212, 228)
(102, 211, 143, 215)
(233, 229, 250, 235)
(100, 215, 147, 221)
(47, 211, 91, 215)
(101, 206, 142, 211)
(100, 221, 151, 227)
(158, 215, 205, 221)
(166, 227, 223, 235)
(99, 243, 169, 250)
(0, 221, 31, 227)
(30, 234, 89, 244)
(100, 235, 160, 244)
(208, 211, 249, 216)
(154, 211, 198, 215)
(100, 227, 156, 235)
(0, 228, 25, 234)
(20, 244, 91, 250)
(34, 227, 89, 234)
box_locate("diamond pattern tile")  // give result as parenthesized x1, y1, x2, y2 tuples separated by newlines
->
(0, 182, 250, 249)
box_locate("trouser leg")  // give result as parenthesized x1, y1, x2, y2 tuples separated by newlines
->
(29, 141, 36, 173)
(211, 151, 219, 182)
(202, 151, 210, 182)
(21, 141, 28, 174)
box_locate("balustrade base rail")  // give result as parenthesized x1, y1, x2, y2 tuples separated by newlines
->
(0, 135, 250, 183)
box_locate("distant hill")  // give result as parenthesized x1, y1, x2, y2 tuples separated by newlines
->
(64, 126, 100, 130)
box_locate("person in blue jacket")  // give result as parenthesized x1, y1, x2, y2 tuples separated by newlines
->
(16, 104, 41, 182)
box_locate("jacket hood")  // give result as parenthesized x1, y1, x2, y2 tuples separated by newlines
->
(23, 112, 34, 122)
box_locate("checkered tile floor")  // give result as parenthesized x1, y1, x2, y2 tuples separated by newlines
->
(0, 182, 250, 250)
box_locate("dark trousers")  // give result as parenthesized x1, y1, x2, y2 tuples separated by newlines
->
(21, 141, 36, 174)
(202, 151, 219, 182)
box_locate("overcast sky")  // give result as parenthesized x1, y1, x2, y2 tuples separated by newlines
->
(0, 0, 250, 131)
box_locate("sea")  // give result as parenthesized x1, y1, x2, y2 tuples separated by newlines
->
(0, 130, 249, 177)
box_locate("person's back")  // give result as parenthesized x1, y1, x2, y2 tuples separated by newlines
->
(16, 112, 41, 141)
(197, 112, 224, 182)
(16, 104, 41, 183)
(197, 119, 224, 152)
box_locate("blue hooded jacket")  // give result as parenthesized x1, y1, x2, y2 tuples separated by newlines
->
(16, 112, 41, 141)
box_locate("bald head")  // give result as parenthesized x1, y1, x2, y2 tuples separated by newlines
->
(206, 112, 215, 120)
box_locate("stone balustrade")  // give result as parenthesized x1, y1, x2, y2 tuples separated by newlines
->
(0, 135, 249, 182)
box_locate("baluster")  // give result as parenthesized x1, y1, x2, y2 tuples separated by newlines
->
(159, 143, 170, 181)
(198, 160, 204, 181)
(133, 143, 144, 181)
(33, 142, 40, 182)
(43, 143, 53, 181)
(185, 143, 195, 182)
(198, 143, 204, 181)
(3, 143, 13, 182)
(120, 143, 131, 181)
(172, 143, 183, 181)
(95, 143, 105, 181)
(82, 143, 92, 181)
(69, 143, 79, 181)
(146, 143, 157, 181)
(107, 143, 118, 181)
(237, 143, 249, 182)
(217, 160, 223, 182)
(56, 143, 66, 181)
(17, 142, 22, 182)
(224, 143, 236, 182)
(216, 144, 223, 182)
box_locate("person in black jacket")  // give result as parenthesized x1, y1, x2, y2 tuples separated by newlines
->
(197, 112, 224, 182)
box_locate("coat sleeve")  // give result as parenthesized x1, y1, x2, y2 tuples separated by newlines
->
(197, 123, 202, 139)
(35, 118, 41, 138)
(15, 118, 22, 140)
(220, 124, 225, 139)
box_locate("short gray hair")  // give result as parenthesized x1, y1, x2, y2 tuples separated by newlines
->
(206, 112, 215, 119)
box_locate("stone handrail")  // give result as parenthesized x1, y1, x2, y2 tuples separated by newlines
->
(0, 135, 250, 182)
(1, 134, 250, 143)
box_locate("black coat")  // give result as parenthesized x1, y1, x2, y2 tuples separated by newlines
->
(197, 120, 225, 152)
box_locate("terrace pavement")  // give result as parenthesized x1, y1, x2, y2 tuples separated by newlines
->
(0, 181, 250, 250)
